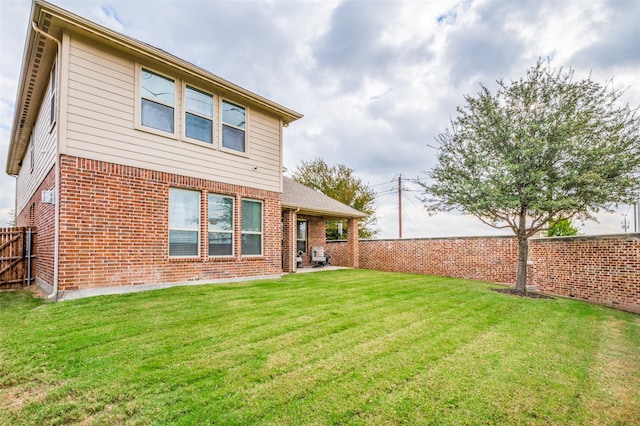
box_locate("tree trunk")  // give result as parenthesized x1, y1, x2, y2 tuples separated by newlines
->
(515, 235, 529, 292)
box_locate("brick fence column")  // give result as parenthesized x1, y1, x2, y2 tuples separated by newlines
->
(347, 218, 359, 268)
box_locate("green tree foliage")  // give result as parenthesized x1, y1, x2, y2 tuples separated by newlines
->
(421, 60, 640, 292)
(546, 217, 579, 237)
(291, 158, 378, 239)
(7, 210, 16, 227)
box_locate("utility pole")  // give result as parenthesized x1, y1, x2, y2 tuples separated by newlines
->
(621, 214, 629, 233)
(635, 194, 639, 233)
(398, 174, 403, 238)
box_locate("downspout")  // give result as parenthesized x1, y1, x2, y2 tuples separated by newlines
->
(11, 175, 18, 225)
(31, 21, 61, 301)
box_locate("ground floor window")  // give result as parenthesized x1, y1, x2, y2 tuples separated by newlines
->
(241, 199, 262, 255)
(297, 220, 307, 254)
(208, 194, 234, 256)
(169, 188, 200, 257)
(168, 189, 266, 258)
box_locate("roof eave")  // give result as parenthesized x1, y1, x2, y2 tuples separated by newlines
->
(6, 2, 42, 176)
(281, 203, 368, 219)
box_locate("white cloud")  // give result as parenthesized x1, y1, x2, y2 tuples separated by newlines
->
(94, 4, 125, 32)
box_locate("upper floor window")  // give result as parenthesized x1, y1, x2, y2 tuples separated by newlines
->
(50, 63, 56, 126)
(141, 69, 175, 134)
(135, 66, 254, 152)
(241, 199, 262, 255)
(185, 85, 213, 143)
(208, 194, 234, 256)
(222, 100, 246, 152)
(169, 188, 200, 257)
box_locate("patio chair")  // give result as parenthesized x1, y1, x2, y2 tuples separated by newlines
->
(311, 246, 327, 267)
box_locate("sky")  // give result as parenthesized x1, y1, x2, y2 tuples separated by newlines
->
(1, 0, 639, 238)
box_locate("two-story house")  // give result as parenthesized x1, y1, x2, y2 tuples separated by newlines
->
(6, 0, 364, 300)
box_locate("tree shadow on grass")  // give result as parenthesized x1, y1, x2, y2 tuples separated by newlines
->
(492, 288, 555, 299)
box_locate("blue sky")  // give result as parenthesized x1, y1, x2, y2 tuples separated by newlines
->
(1, 0, 639, 236)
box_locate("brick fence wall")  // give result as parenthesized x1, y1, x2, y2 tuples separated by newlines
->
(327, 234, 640, 313)
(529, 235, 640, 313)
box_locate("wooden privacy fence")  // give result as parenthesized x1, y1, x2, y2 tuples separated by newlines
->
(0, 227, 36, 290)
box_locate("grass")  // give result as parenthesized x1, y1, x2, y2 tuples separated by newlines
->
(1, 269, 639, 425)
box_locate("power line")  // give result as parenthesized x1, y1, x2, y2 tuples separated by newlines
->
(402, 187, 449, 236)
(372, 174, 432, 238)
(375, 188, 398, 197)
(371, 178, 396, 188)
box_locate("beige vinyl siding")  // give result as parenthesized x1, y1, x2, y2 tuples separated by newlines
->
(64, 36, 283, 192)
(16, 72, 57, 214)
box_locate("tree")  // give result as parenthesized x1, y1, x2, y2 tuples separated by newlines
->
(291, 158, 378, 239)
(421, 60, 640, 292)
(546, 217, 579, 237)
(7, 210, 16, 227)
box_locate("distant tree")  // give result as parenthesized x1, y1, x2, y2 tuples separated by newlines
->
(7, 210, 16, 227)
(421, 59, 640, 292)
(291, 158, 378, 239)
(546, 217, 579, 237)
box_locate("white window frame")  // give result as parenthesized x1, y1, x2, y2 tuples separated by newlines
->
(220, 99, 248, 155)
(241, 198, 263, 256)
(296, 220, 307, 255)
(184, 83, 215, 145)
(169, 188, 201, 258)
(136, 65, 177, 138)
(208, 193, 234, 257)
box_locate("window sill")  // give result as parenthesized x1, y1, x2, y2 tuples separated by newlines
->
(207, 256, 236, 261)
(167, 256, 265, 262)
(183, 137, 216, 149)
(135, 124, 179, 140)
(168, 256, 201, 262)
(220, 145, 250, 158)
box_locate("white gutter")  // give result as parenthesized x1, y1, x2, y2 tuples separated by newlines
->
(31, 20, 61, 301)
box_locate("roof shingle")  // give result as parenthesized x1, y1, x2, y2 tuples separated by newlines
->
(282, 177, 367, 219)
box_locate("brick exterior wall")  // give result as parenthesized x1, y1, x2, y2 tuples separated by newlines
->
(307, 216, 326, 263)
(282, 210, 295, 273)
(296, 215, 325, 267)
(328, 235, 640, 313)
(530, 234, 640, 313)
(16, 165, 56, 289)
(56, 155, 282, 292)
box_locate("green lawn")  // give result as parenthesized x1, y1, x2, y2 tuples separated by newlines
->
(1, 270, 639, 425)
